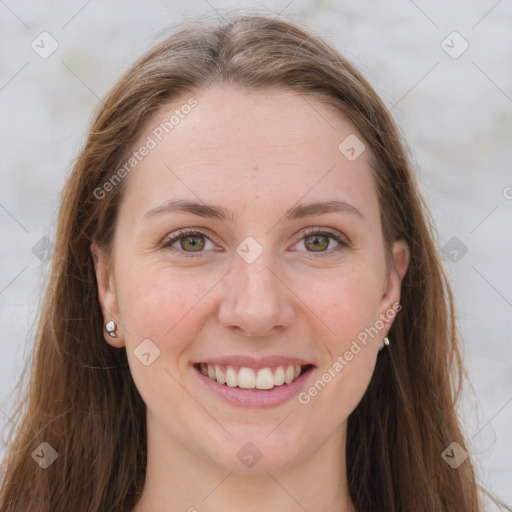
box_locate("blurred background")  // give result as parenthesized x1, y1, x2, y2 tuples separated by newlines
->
(1, 0, 511, 508)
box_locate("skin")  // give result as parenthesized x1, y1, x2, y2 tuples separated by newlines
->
(92, 86, 409, 512)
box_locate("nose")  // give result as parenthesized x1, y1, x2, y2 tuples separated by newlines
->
(218, 252, 296, 338)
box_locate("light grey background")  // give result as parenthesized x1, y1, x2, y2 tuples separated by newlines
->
(1, 0, 511, 508)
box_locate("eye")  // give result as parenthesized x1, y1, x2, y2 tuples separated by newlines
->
(293, 228, 348, 256)
(162, 229, 216, 256)
(161, 227, 348, 258)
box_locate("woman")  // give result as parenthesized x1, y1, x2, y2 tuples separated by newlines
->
(0, 13, 502, 512)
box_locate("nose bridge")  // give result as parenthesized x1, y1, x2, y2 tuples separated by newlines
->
(238, 255, 278, 302)
(218, 247, 295, 337)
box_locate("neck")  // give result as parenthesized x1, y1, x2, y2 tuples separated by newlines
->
(133, 415, 357, 512)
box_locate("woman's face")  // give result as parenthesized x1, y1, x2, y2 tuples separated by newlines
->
(93, 86, 408, 472)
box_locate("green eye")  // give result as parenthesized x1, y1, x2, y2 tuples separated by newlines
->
(177, 233, 206, 252)
(298, 228, 348, 255)
(162, 228, 348, 258)
(163, 229, 213, 256)
(304, 233, 330, 252)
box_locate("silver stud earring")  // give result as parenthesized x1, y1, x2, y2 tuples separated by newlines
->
(105, 320, 118, 338)
(383, 336, 390, 347)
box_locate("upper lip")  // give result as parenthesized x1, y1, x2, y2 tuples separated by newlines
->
(194, 355, 315, 368)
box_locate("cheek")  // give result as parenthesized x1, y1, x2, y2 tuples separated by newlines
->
(300, 343, 377, 442)
(301, 264, 384, 345)
(115, 265, 217, 409)
(293, 265, 382, 411)
(115, 263, 220, 357)
(320, 277, 381, 373)
(296, 272, 380, 433)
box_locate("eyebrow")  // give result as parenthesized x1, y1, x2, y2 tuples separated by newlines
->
(142, 199, 365, 222)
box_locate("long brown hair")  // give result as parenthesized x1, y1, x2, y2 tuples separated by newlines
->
(0, 12, 501, 512)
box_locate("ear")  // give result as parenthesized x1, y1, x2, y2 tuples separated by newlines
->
(90, 242, 125, 348)
(378, 239, 410, 342)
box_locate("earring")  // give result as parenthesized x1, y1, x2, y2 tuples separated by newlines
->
(383, 336, 390, 347)
(105, 320, 118, 338)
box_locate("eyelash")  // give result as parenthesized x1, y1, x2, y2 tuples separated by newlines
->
(161, 227, 348, 258)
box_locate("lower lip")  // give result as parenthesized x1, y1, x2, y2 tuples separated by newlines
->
(193, 365, 315, 408)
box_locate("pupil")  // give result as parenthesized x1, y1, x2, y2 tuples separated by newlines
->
(306, 235, 328, 251)
(182, 235, 204, 251)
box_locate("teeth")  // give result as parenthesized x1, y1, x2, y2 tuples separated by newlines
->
(199, 363, 305, 389)
(284, 365, 295, 384)
(215, 364, 226, 385)
(274, 366, 285, 386)
(225, 366, 238, 387)
(255, 368, 275, 389)
(238, 367, 256, 389)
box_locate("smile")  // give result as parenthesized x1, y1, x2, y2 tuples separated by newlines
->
(192, 358, 316, 408)
(194, 363, 313, 390)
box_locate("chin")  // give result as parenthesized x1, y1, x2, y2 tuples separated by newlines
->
(198, 427, 306, 473)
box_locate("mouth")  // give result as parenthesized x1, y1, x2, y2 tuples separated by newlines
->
(193, 362, 315, 391)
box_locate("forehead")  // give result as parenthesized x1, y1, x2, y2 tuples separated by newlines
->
(119, 86, 379, 224)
